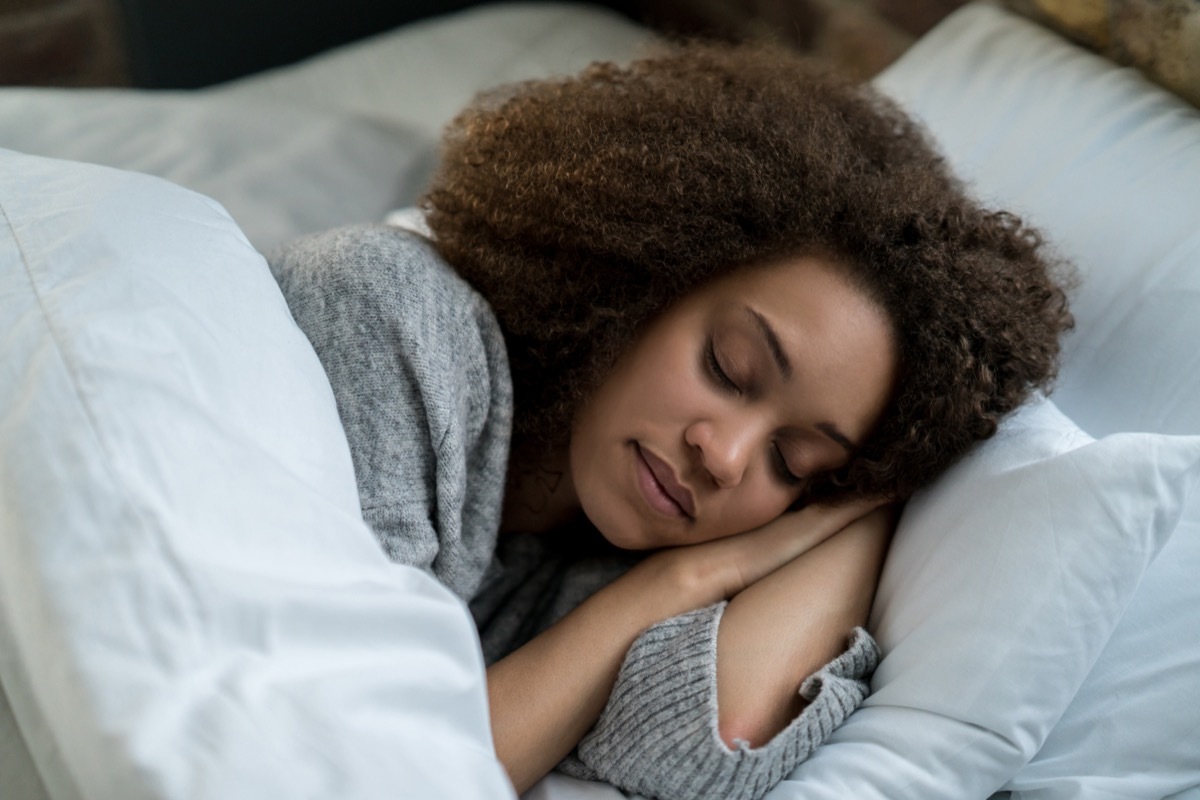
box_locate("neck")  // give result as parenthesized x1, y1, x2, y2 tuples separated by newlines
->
(500, 441, 581, 534)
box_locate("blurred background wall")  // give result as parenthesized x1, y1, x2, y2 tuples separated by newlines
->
(0, 0, 1196, 105)
(0, 0, 964, 88)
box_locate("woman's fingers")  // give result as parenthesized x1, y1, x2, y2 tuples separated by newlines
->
(641, 499, 895, 605)
(711, 499, 887, 589)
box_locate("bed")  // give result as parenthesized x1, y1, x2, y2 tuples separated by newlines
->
(2, 3, 1198, 799)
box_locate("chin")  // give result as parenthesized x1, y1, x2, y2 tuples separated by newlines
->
(573, 443, 674, 551)
(585, 511, 645, 550)
(597, 527, 657, 551)
(580, 500, 655, 551)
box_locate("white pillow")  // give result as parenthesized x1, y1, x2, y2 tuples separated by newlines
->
(1005, 521, 1200, 800)
(214, 2, 655, 140)
(774, 5, 1200, 799)
(0, 685, 47, 800)
(774, 396, 1199, 799)
(0, 90, 433, 254)
(0, 148, 513, 800)
(859, 4, 1200, 798)
(0, 3, 654, 263)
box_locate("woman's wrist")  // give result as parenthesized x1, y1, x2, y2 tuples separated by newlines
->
(487, 558, 705, 792)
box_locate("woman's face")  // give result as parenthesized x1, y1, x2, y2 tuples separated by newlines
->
(569, 256, 899, 550)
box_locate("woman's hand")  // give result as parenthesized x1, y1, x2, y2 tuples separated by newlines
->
(627, 496, 888, 614)
(486, 497, 886, 793)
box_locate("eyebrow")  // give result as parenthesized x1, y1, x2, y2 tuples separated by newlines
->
(744, 305, 858, 454)
(817, 422, 858, 454)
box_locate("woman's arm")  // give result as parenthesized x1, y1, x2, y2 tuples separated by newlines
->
(715, 505, 895, 747)
(486, 499, 883, 793)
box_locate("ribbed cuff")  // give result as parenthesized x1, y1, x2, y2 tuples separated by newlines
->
(559, 603, 880, 800)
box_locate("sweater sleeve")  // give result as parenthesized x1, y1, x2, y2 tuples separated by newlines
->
(268, 225, 513, 601)
(557, 603, 880, 800)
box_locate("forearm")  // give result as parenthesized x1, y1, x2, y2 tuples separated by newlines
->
(561, 510, 888, 800)
(487, 500, 882, 793)
(715, 505, 895, 747)
(486, 559, 687, 793)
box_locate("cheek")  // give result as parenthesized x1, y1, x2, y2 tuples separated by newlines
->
(593, 341, 709, 434)
(641, 340, 715, 420)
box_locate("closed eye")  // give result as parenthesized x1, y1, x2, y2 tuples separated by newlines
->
(708, 337, 801, 487)
(705, 338, 740, 394)
(772, 443, 803, 487)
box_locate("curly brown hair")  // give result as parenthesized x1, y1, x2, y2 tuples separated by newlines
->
(422, 41, 1074, 504)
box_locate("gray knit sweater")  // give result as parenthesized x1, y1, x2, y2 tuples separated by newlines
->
(269, 224, 880, 800)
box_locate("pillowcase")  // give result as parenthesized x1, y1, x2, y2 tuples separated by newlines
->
(775, 396, 1200, 799)
(857, 3, 1200, 798)
(1003, 515, 1200, 800)
(214, 2, 654, 141)
(0, 685, 47, 800)
(0, 148, 513, 800)
(0, 3, 655, 262)
(0, 90, 433, 254)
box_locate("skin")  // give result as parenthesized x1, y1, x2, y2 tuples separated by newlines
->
(569, 255, 898, 550)
(489, 256, 900, 792)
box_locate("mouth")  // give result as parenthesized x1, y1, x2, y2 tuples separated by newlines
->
(634, 443, 696, 520)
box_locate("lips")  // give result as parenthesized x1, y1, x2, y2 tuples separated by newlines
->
(635, 444, 696, 519)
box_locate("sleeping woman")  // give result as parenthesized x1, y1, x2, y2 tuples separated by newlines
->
(269, 41, 1072, 800)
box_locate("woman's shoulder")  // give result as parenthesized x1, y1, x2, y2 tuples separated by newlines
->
(268, 223, 483, 318)
(268, 223, 509, 382)
(268, 223, 513, 598)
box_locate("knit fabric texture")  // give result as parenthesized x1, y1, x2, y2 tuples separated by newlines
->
(269, 224, 881, 799)
(559, 604, 880, 800)
(269, 224, 512, 601)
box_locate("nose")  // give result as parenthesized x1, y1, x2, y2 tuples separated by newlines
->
(684, 418, 758, 489)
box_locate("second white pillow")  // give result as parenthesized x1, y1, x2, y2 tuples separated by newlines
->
(774, 396, 1200, 799)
